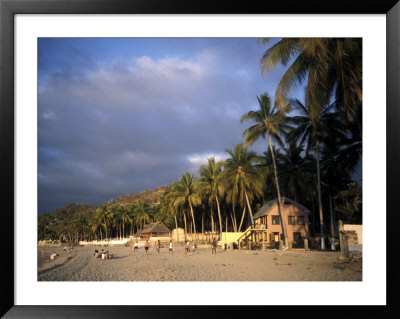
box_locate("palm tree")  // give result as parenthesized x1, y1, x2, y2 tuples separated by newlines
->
(288, 98, 347, 249)
(96, 204, 114, 240)
(91, 210, 105, 241)
(259, 38, 362, 122)
(118, 206, 131, 239)
(113, 206, 122, 240)
(198, 157, 224, 236)
(160, 184, 181, 241)
(257, 146, 283, 201)
(240, 92, 291, 248)
(279, 140, 314, 202)
(172, 172, 202, 239)
(221, 143, 264, 228)
(223, 180, 246, 232)
(132, 201, 152, 231)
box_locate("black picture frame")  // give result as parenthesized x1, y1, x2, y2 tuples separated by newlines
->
(1, 0, 399, 318)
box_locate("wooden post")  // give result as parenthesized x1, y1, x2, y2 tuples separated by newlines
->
(330, 196, 336, 251)
(225, 216, 228, 250)
(339, 220, 348, 259)
(262, 232, 265, 251)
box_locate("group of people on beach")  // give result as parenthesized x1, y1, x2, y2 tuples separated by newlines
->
(94, 249, 114, 259)
(42, 246, 73, 263)
(63, 246, 73, 253)
(183, 241, 197, 256)
(131, 238, 217, 256)
(42, 237, 219, 263)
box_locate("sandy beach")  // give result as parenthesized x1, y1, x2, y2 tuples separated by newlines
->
(38, 245, 362, 281)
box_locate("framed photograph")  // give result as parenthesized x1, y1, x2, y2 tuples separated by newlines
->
(1, 0, 399, 317)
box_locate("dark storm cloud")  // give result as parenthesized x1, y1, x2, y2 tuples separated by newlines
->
(38, 39, 288, 214)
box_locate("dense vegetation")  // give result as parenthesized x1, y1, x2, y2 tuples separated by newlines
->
(39, 38, 362, 247)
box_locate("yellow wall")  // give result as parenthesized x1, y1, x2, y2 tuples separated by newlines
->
(343, 224, 362, 244)
(221, 232, 245, 244)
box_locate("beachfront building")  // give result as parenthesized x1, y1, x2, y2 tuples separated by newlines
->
(238, 197, 310, 249)
(135, 221, 171, 240)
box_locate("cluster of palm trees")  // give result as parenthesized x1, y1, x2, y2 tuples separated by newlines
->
(157, 38, 362, 249)
(39, 38, 362, 250)
(38, 200, 161, 243)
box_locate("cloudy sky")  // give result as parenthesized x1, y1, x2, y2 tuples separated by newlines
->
(38, 38, 306, 215)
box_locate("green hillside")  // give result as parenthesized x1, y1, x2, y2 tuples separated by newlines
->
(38, 186, 167, 241)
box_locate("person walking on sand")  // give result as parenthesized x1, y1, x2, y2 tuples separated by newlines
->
(169, 240, 173, 254)
(184, 240, 190, 256)
(212, 238, 217, 254)
(192, 242, 196, 253)
(134, 240, 139, 253)
(156, 240, 161, 254)
(144, 240, 149, 254)
(49, 253, 59, 262)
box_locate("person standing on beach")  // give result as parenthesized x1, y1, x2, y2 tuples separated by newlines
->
(169, 240, 173, 254)
(184, 241, 190, 256)
(156, 240, 160, 254)
(134, 240, 139, 253)
(144, 240, 149, 254)
(212, 238, 217, 254)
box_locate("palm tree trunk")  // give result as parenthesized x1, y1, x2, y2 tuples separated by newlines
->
(215, 195, 223, 236)
(183, 212, 187, 241)
(232, 205, 238, 232)
(104, 218, 108, 240)
(268, 135, 289, 249)
(189, 203, 197, 241)
(238, 206, 246, 232)
(130, 222, 133, 236)
(210, 208, 214, 234)
(174, 214, 179, 242)
(316, 140, 325, 250)
(312, 192, 315, 233)
(201, 210, 205, 234)
(329, 196, 336, 251)
(244, 191, 255, 226)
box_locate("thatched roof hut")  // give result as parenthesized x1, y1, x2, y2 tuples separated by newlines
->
(135, 222, 171, 239)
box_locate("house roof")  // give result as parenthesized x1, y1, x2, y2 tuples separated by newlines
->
(135, 222, 170, 236)
(253, 197, 311, 220)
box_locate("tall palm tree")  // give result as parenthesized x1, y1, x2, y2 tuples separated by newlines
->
(288, 98, 347, 249)
(198, 157, 224, 236)
(258, 146, 283, 201)
(259, 38, 362, 122)
(117, 206, 131, 239)
(91, 210, 105, 241)
(113, 206, 122, 240)
(160, 184, 181, 241)
(279, 140, 314, 202)
(172, 172, 201, 239)
(240, 92, 291, 248)
(132, 201, 152, 231)
(222, 143, 264, 228)
(96, 204, 114, 240)
(223, 180, 246, 232)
